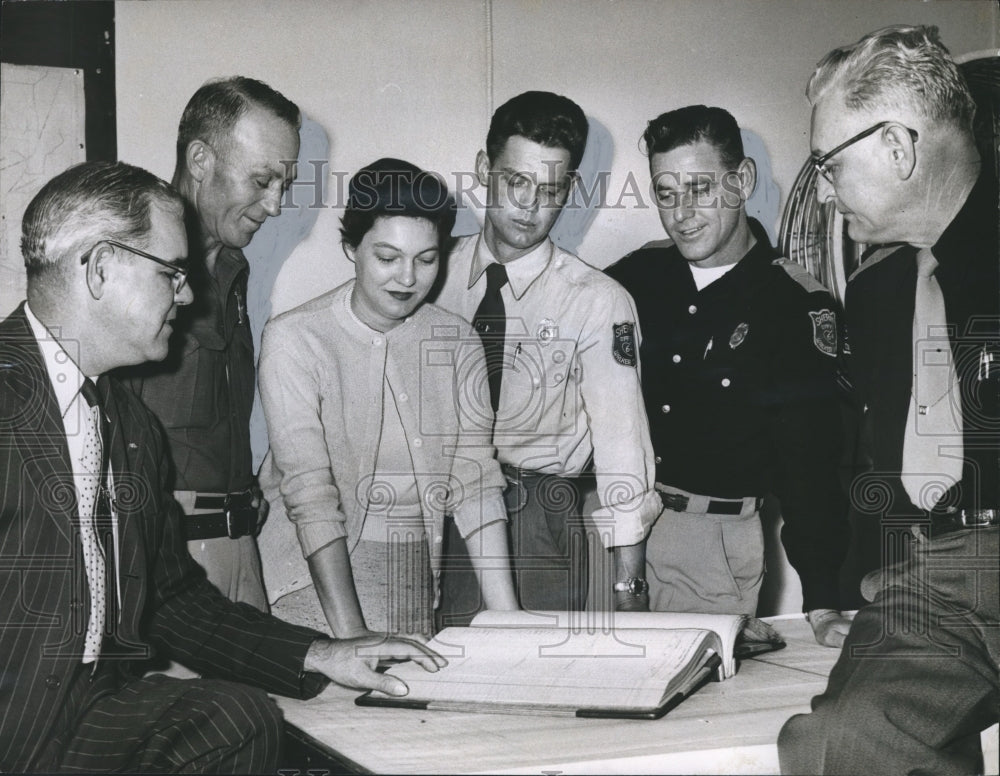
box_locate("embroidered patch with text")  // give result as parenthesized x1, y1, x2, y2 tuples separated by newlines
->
(612, 322, 638, 367)
(809, 309, 838, 357)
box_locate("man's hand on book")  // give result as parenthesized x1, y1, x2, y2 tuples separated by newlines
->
(304, 633, 448, 696)
(806, 609, 852, 648)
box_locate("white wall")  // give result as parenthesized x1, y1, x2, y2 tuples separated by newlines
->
(117, 0, 997, 312)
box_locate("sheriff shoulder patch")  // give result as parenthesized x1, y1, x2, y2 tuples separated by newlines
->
(612, 322, 637, 367)
(809, 309, 838, 357)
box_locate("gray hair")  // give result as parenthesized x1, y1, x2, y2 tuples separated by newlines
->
(175, 76, 300, 167)
(21, 160, 184, 281)
(807, 25, 976, 131)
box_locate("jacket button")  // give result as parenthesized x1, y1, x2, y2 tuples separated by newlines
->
(654, 456, 662, 464)
(661, 404, 671, 413)
(672, 354, 681, 363)
(688, 305, 697, 314)
(721, 378, 731, 387)
(45, 675, 61, 689)
(398, 392, 408, 402)
(413, 438, 422, 448)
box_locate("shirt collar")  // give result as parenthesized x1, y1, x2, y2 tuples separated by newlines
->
(692, 217, 776, 291)
(24, 302, 89, 420)
(469, 233, 553, 300)
(931, 168, 996, 269)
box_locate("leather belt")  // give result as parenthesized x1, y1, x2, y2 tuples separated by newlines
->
(183, 491, 257, 541)
(658, 490, 762, 516)
(931, 508, 999, 533)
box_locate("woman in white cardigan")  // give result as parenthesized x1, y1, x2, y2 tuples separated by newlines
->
(260, 158, 517, 638)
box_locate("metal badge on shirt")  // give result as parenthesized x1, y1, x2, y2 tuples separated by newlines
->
(729, 322, 749, 349)
(809, 309, 838, 357)
(612, 322, 638, 367)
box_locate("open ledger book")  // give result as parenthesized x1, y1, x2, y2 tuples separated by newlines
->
(356, 610, 746, 719)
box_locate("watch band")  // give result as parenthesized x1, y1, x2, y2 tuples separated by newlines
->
(613, 577, 649, 595)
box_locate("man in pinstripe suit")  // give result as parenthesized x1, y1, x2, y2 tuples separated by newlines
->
(0, 160, 443, 773)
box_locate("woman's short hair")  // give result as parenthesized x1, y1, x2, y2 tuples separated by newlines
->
(340, 158, 456, 252)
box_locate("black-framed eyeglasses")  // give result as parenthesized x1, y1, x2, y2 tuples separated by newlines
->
(811, 121, 919, 183)
(82, 239, 189, 293)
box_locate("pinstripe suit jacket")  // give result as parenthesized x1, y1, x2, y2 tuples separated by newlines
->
(0, 304, 325, 772)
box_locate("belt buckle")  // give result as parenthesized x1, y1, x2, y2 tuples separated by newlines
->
(660, 492, 689, 512)
(960, 508, 996, 528)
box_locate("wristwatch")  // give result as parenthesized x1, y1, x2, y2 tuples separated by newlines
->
(613, 577, 649, 596)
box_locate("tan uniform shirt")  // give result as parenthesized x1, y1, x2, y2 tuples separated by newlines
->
(432, 233, 660, 548)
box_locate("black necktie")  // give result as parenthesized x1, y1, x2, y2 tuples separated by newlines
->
(472, 263, 509, 415)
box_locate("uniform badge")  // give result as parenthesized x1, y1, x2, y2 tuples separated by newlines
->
(536, 318, 558, 345)
(729, 322, 749, 349)
(612, 322, 637, 367)
(809, 309, 838, 357)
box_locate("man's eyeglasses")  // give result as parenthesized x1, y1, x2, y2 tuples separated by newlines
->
(82, 239, 189, 293)
(496, 170, 573, 207)
(811, 121, 918, 183)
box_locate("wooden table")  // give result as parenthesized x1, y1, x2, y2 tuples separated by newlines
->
(276, 615, 840, 774)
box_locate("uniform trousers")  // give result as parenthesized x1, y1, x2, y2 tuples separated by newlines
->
(778, 525, 999, 775)
(34, 658, 283, 773)
(646, 485, 764, 616)
(437, 467, 587, 626)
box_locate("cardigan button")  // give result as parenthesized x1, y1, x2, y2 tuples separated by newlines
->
(398, 392, 408, 402)
(413, 438, 422, 448)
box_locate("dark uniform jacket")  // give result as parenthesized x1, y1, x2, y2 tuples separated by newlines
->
(0, 305, 324, 772)
(845, 170, 999, 516)
(123, 247, 254, 493)
(606, 219, 848, 610)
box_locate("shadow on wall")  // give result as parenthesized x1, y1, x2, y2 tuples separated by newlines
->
(741, 128, 781, 245)
(247, 115, 329, 471)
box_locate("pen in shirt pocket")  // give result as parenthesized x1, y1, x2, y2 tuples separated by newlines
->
(703, 337, 713, 360)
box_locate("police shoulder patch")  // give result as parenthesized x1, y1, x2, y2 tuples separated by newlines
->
(809, 309, 838, 357)
(612, 322, 638, 367)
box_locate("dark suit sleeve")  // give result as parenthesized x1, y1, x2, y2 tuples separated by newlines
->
(133, 398, 327, 699)
(766, 289, 849, 612)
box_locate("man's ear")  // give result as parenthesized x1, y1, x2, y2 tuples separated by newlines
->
(736, 156, 757, 202)
(185, 139, 214, 183)
(883, 124, 917, 180)
(83, 242, 115, 300)
(342, 242, 356, 264)
(475, 150, 491, 188)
